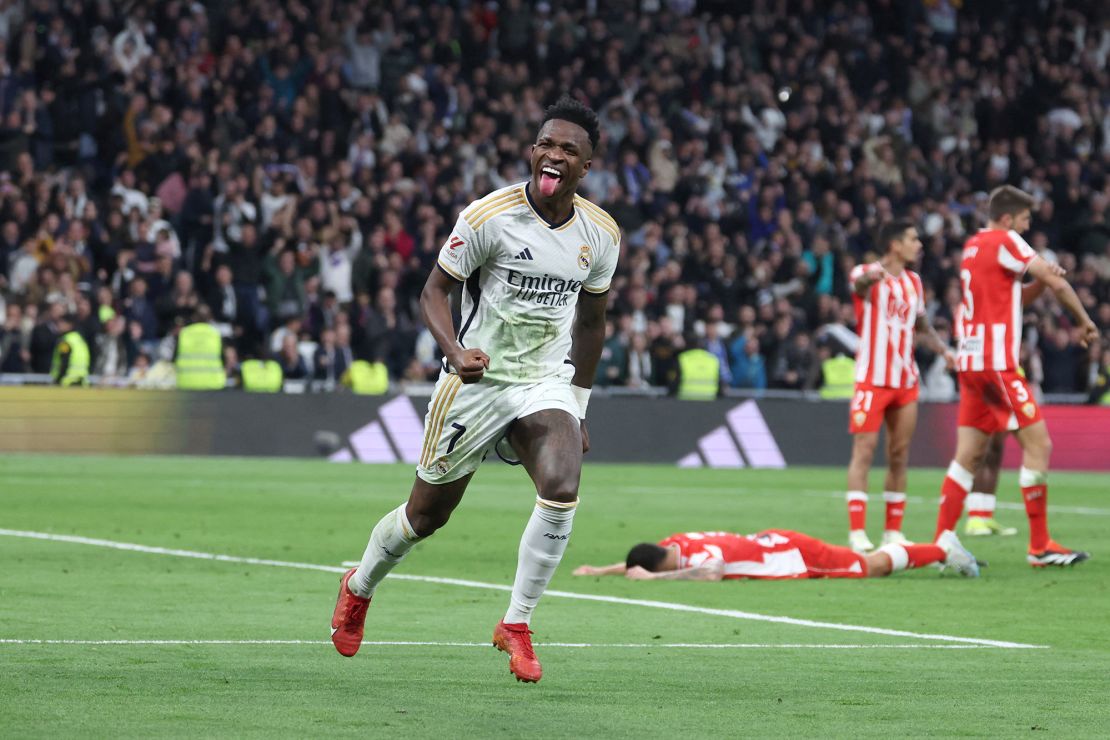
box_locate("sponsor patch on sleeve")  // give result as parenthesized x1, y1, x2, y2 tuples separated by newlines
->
(444, 235, 466, 262)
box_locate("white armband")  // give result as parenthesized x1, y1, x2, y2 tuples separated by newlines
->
(571, 384, 591, 419)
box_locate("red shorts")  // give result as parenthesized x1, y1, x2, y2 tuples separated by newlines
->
(761, 530, 869, 579)
(848, 383, 919, 434)
(957, 370, 1043, 433)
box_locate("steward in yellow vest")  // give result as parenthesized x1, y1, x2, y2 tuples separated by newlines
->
(175, 307, 225, 390)
(241, 358, 284, 392)
(820, 354, 856, 399)
(343, 359, 389, 395)
(51, 316, 90, 387)
(677, 348, 719, 400)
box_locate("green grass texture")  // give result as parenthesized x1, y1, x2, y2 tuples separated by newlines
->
(1, 455, 1108, 737)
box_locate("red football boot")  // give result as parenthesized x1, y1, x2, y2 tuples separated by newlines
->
(492, 621, 542, 683)
(330, 568, 370, 657)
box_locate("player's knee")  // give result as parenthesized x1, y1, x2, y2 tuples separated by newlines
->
(407, 510, 451, 537)
(535, 476, 579, 505)
(888, 443, 910, 469)
(852, 439, 877, 465)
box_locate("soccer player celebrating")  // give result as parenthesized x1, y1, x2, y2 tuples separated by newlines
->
(573, 528, 979, 581)
(330, 97, 619, 683)
(844, 221, 955, 553)
(933, 185, 1097, 566)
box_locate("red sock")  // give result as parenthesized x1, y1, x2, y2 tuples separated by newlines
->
(847, 491, 867, 530)
(1022, 485, 1049, 551)
(904, 544, 946, 569)
(1019, 467, 1050, 552)
(935, 462, 973, 540)
(883, 491, 906, 532)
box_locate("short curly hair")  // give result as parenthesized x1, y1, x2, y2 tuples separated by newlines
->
(541, 95, 600, 151)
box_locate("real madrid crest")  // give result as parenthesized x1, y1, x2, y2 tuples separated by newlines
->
(578, 244, 591, 270)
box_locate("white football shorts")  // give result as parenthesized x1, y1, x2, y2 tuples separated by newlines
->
(415, 372, 579, 484)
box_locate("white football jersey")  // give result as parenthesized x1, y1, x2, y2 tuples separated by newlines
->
(436, 182, 620, 383)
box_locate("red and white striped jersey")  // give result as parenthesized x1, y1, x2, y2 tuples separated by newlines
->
(659, 531, 811, 580)
(850, 262, 926, 388)
(955, 230, 1037, 372)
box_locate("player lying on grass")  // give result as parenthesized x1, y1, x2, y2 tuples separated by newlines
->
(573, 528, 979, 580)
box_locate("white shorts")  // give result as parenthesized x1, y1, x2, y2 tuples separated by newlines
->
(416, 373, 579, 484)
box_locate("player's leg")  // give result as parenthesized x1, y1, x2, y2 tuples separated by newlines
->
(869, 531, 978, 577)
(879, 397, 917, 545)
(965, 433, 1017, 536)
(846, 431, 879, 552)
(332, 375, 502, 656)
(493, 408, 582, 683)
(935, 373, 994, 541)
(1013, 419, 1089, 566)
(348, 475, 471, 597)
(934, 425, 991, 540)
(331, 475, 471, 657)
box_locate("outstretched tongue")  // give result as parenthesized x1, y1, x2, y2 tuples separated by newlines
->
(539, 172, 560, 197)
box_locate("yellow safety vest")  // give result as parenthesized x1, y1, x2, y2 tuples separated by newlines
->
(175, 322, 225, 390)
(98, 304, 117, 324)
(51, 330, 90, 386)
(677, 349, 719, 401)
(241, 359, 284, 392)
(345, 360, 389, 395)
(820, 355, 856, 399)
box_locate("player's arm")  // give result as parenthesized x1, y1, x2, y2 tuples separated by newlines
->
(852, 266, 884, 297)
(914, 314, 956, 368)
(1022, 280, 1047, 305)
(570, 291, 607, 387)
(1021, 261, 1065, 305)
(1026, 257, 1099, 347)
(626, 561, 725, 581)
(419, 267, 488, 383)
(572, 562, 627, 576)
(569, 290, 608, 451)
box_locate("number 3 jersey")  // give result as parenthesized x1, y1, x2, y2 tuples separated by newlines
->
(436, 183, 620, 384)
(955, 229, 1037, 372)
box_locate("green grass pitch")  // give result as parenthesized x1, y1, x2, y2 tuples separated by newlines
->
(1, 454, 1109, 737)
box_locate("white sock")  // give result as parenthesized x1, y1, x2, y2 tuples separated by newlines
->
(878, 544, 909, 572)
(349, 503, 422, 598)
(966, 492, 995, 516)
(503, 497, 577, 625)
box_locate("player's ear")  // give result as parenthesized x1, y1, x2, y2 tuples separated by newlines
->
(580, 158, 591, 177)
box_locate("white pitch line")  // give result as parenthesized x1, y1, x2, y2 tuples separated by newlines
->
(0, 639, 1016, 650)
(0, 529, 1045, 650)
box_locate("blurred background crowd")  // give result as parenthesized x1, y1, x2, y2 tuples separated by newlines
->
(0, 0, 1108, 397)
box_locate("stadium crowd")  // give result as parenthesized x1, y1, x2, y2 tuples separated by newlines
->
(0, 0, 1108, 397)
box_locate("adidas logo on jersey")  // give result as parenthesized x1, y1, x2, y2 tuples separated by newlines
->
(514, 248, 534, 260)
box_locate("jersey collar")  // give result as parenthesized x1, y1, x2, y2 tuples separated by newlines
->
(523, 183, 577, 230)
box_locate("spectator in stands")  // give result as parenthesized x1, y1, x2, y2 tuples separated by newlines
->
(0, 0, 1106, 399)
(277, 333, 308, 381)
